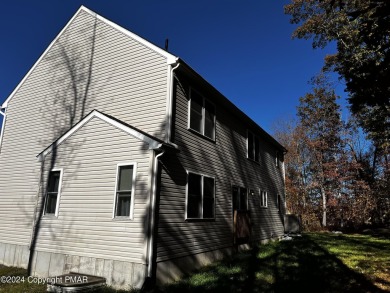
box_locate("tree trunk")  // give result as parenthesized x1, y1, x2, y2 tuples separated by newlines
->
(321, 186, 327, 227)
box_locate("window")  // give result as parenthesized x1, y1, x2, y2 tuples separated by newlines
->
(232, 186, 248, 211)
(189, 88, 216, 140)
(186, 172, 215, 219)
(276, 193, 281, 211)
(247, 131, 260, 162)
(114, 164, 136, 218)
(44, 170, 62, 216)
(260, 190, 268, 208)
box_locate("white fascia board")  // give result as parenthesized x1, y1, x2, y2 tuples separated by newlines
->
(79, 6, 179, 65)
(37, 110, 162, 160)
(1, 6, 86, 109)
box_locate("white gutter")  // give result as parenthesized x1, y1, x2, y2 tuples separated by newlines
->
(166, 61, 180, 143)
(147, 148, 165, 279)
(0, 108, 7, 154)
(145, 59, 180, 283)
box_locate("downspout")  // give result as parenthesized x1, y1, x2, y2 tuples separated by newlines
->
(282, 150, 287, 213)
(166, 62, 180, 143)
(0, 108, 6, 153)
(145, 58, 179, 285)
(147, 148, 165, 280)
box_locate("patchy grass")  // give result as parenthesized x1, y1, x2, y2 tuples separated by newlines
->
(0, 265, 46, 293)
(1, 233, 389, 292)
(310, 232, 390, 291)
(162, 232, 390, 293)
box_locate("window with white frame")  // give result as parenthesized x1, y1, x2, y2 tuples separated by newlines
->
(114, 164, 136, 218)
(247, 131, 260, 162)
(189, 88, 216, 140)
(260, 190, 268, 207)
(186, 172, 215, 219)
(44, 170, 62, 216)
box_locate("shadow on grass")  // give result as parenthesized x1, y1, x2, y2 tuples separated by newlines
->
(159, 234, 387, 293)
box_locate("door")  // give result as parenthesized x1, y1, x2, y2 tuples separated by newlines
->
(232, 186, 251, 245)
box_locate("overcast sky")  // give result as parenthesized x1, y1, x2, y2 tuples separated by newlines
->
(0, 0, 347, 134)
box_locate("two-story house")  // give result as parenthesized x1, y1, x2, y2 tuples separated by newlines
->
(0, 6, 286, 289)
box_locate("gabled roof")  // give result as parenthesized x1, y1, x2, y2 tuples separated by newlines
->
(1, 5, 178, 109)
(37, 110, 172, 161)
(3, 6, 285, 152)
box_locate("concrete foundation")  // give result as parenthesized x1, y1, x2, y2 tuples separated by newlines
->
(0, 243, 29, 268)
(1, 240, 281, 289)
(0, 243, 146, 290)
(156, 247, 234, 285)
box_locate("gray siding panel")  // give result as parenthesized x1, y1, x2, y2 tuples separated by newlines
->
(0, 9, 167, 259)
(157, 74, 285, 262)
(35, 117, 151, 264)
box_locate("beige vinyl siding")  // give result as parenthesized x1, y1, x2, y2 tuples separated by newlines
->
(157, 74, 285, 262)
(0, 9, 167, 249)
(35, 117, 151, 263)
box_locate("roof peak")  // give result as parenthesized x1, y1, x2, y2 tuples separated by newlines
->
(1, 5, 178, 109)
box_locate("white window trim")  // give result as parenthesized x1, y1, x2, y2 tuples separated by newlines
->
(187, 87, 216, 141)
(247, 130, 253, 160)
(43, 168, 63, 218)
(247, 130, 260, 162)
(112, 162, 137, 220)
(276, 151, 279, 167)
(260, 189, 268, 208)
(185, 170, 216, 220)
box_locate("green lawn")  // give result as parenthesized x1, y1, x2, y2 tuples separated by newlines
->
(1, 232, 389, 292)
(162, 232, 390, 293)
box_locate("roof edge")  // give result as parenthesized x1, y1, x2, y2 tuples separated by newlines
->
(1, 6, 85, 109)
(79, 6, 178, 64)
(177, 59, 287, 152)
(1, 5, 179, 109)
(37, 110, 166, 161)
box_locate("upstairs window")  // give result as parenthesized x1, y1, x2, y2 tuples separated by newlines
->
(186, 172, 215, 219)
(247, 131, 260, 162)
(44, 170, 62, 216)
(114, 164, 136, 218)
(189, 88, 216, 140)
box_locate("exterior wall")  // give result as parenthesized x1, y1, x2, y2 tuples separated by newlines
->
(156, 72, 285, 282)
(0, 8, 168, 256)
(35, 117, 150, 289)
(36, 117, 151, 264)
